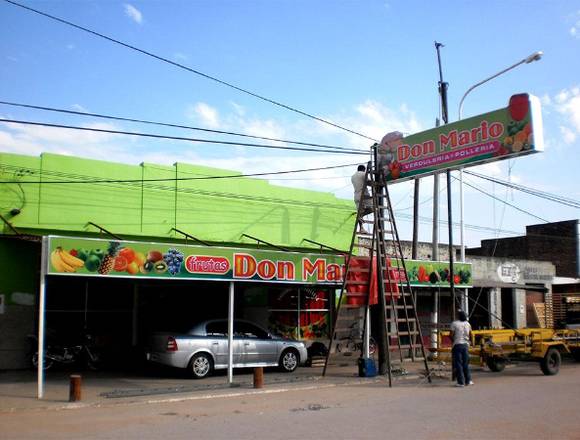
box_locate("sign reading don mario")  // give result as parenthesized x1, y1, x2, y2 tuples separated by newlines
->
(382, 94, 544, 182)
(233, 253, 344, 282)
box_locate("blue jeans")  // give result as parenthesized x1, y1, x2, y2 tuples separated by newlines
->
(452, 343, 471, 385)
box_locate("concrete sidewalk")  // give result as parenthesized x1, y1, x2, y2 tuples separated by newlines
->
(0, 360, 435, 413)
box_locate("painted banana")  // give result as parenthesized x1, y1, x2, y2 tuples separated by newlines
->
(57, 247, 85, 268)
(50, 249, 75, 273)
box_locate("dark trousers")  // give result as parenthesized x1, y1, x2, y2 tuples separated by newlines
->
(452, 343, 471, 385)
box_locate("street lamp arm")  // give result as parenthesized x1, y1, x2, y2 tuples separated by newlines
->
(458, 60, 526, 120)
(457, 51, 543, 120)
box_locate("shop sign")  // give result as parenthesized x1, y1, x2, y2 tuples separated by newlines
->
(47, 236, 346, 285)
(497, 262, 521, 283)
(46, 236, 472, 287)
(382, 94, 543, 182)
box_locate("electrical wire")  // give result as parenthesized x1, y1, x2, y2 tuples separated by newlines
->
(2, 0, 377, 142)
(455, 175, 549, 223)
(0, 100, 359, 152)
(0, 162, 359, 184)
(0, 118, 366, 155)
(465, 170, 580, 209)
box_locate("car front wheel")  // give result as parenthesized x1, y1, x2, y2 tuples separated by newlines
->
(279, 349, 299, 373)
(189, 353, 213, 379)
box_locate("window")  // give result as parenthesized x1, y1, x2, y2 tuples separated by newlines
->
(234, 321, 269, 339)
(206, 321, 228, 337)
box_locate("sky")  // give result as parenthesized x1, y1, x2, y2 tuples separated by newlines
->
(0, 0, 579, 248)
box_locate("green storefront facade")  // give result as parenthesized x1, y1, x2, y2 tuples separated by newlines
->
(0, 152, 357, 370)
(1, 152, 472, 372)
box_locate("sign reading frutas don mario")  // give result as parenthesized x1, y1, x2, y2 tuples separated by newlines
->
(46, 236, 345, 284)
(46, 236, 472, 287)
(381, 94, 544, 182)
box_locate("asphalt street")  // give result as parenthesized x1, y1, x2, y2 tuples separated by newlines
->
(2, 361, 580, 439)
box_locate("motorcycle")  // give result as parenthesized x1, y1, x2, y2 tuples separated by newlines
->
(29, 332, 102, 371)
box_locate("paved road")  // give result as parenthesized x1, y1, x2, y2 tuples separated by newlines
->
(2, 362, 580, 439)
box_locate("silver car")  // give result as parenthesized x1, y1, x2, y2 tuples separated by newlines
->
(147, 319, 308, 379)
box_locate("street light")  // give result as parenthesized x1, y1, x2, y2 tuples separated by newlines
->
(456, 50, 543, 313)
(458, 51, 543, 119)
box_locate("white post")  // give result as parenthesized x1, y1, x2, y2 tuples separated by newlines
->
(37, 236, 48, 399)
(459, 169, 469, 315)
(227, 281, 234, 384)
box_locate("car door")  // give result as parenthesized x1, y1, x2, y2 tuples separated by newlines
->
(235, 321, 278, 365)
(205, 321, 243, 367)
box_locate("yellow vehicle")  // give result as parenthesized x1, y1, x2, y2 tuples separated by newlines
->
(438, 328, 580, 375)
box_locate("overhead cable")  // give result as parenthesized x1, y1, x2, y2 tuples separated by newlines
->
(0, 118, 366, 155)
(0, 100, 358, 152)
(0, 162, 359, 184)
(2, 0, 377, 142)
(454, 175, 549, 223)
(465, 170, 580, 209)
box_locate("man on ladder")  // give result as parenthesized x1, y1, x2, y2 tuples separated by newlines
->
(325, 132, 431, 387)
(351, 164, 373, 232)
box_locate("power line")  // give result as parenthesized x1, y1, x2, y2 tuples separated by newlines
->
(455, 175, 549, 223)
(0, 118, 367, 155)
(3, 0, 377, 142)
(0, 163, 357, 210)
(0, 162, 359, 184)
(0, 100, 359, 153)
(465, 170, 580, 209)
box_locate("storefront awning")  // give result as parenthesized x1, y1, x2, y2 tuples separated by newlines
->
(471, 281, 548, 292)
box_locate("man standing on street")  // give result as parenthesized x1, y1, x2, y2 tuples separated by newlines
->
(450, 310, 473, 387)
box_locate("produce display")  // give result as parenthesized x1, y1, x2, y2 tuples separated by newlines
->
(50, 240, 184, 277)
(497, 94, 533, 156)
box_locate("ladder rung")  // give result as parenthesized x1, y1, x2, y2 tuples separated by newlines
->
(391, 345, 424, 350)
(394, 331, 419, 336)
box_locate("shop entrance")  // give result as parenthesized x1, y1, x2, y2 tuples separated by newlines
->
(42, 276, 333, 370)
(501, 288, 515, 329)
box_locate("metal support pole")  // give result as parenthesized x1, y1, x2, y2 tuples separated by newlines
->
(227, 281, 234, 384)
(459, 169, 469, 314)
(37, 236, 48, 399)
(432, 171, 440, 261)
(363, 306, 370, 358)
(435, 41, 456, 320)
(431, 170, 440, 352)
(412, 178, 420, 259)
(373, 145, 389, 377)
(447, 170, 456, 319)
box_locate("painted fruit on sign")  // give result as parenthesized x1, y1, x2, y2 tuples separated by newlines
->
(508, 94, 529, 121)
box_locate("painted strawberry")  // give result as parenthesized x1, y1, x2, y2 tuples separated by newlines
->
(508, 94, 529, 121)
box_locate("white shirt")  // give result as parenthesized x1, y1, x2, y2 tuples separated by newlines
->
(450, 320, 471, 346)
(351, 171, 367, 203)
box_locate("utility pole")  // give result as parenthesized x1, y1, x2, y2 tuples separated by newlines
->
(435, 41, 456, 320)
(412, 178, 419, 259)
